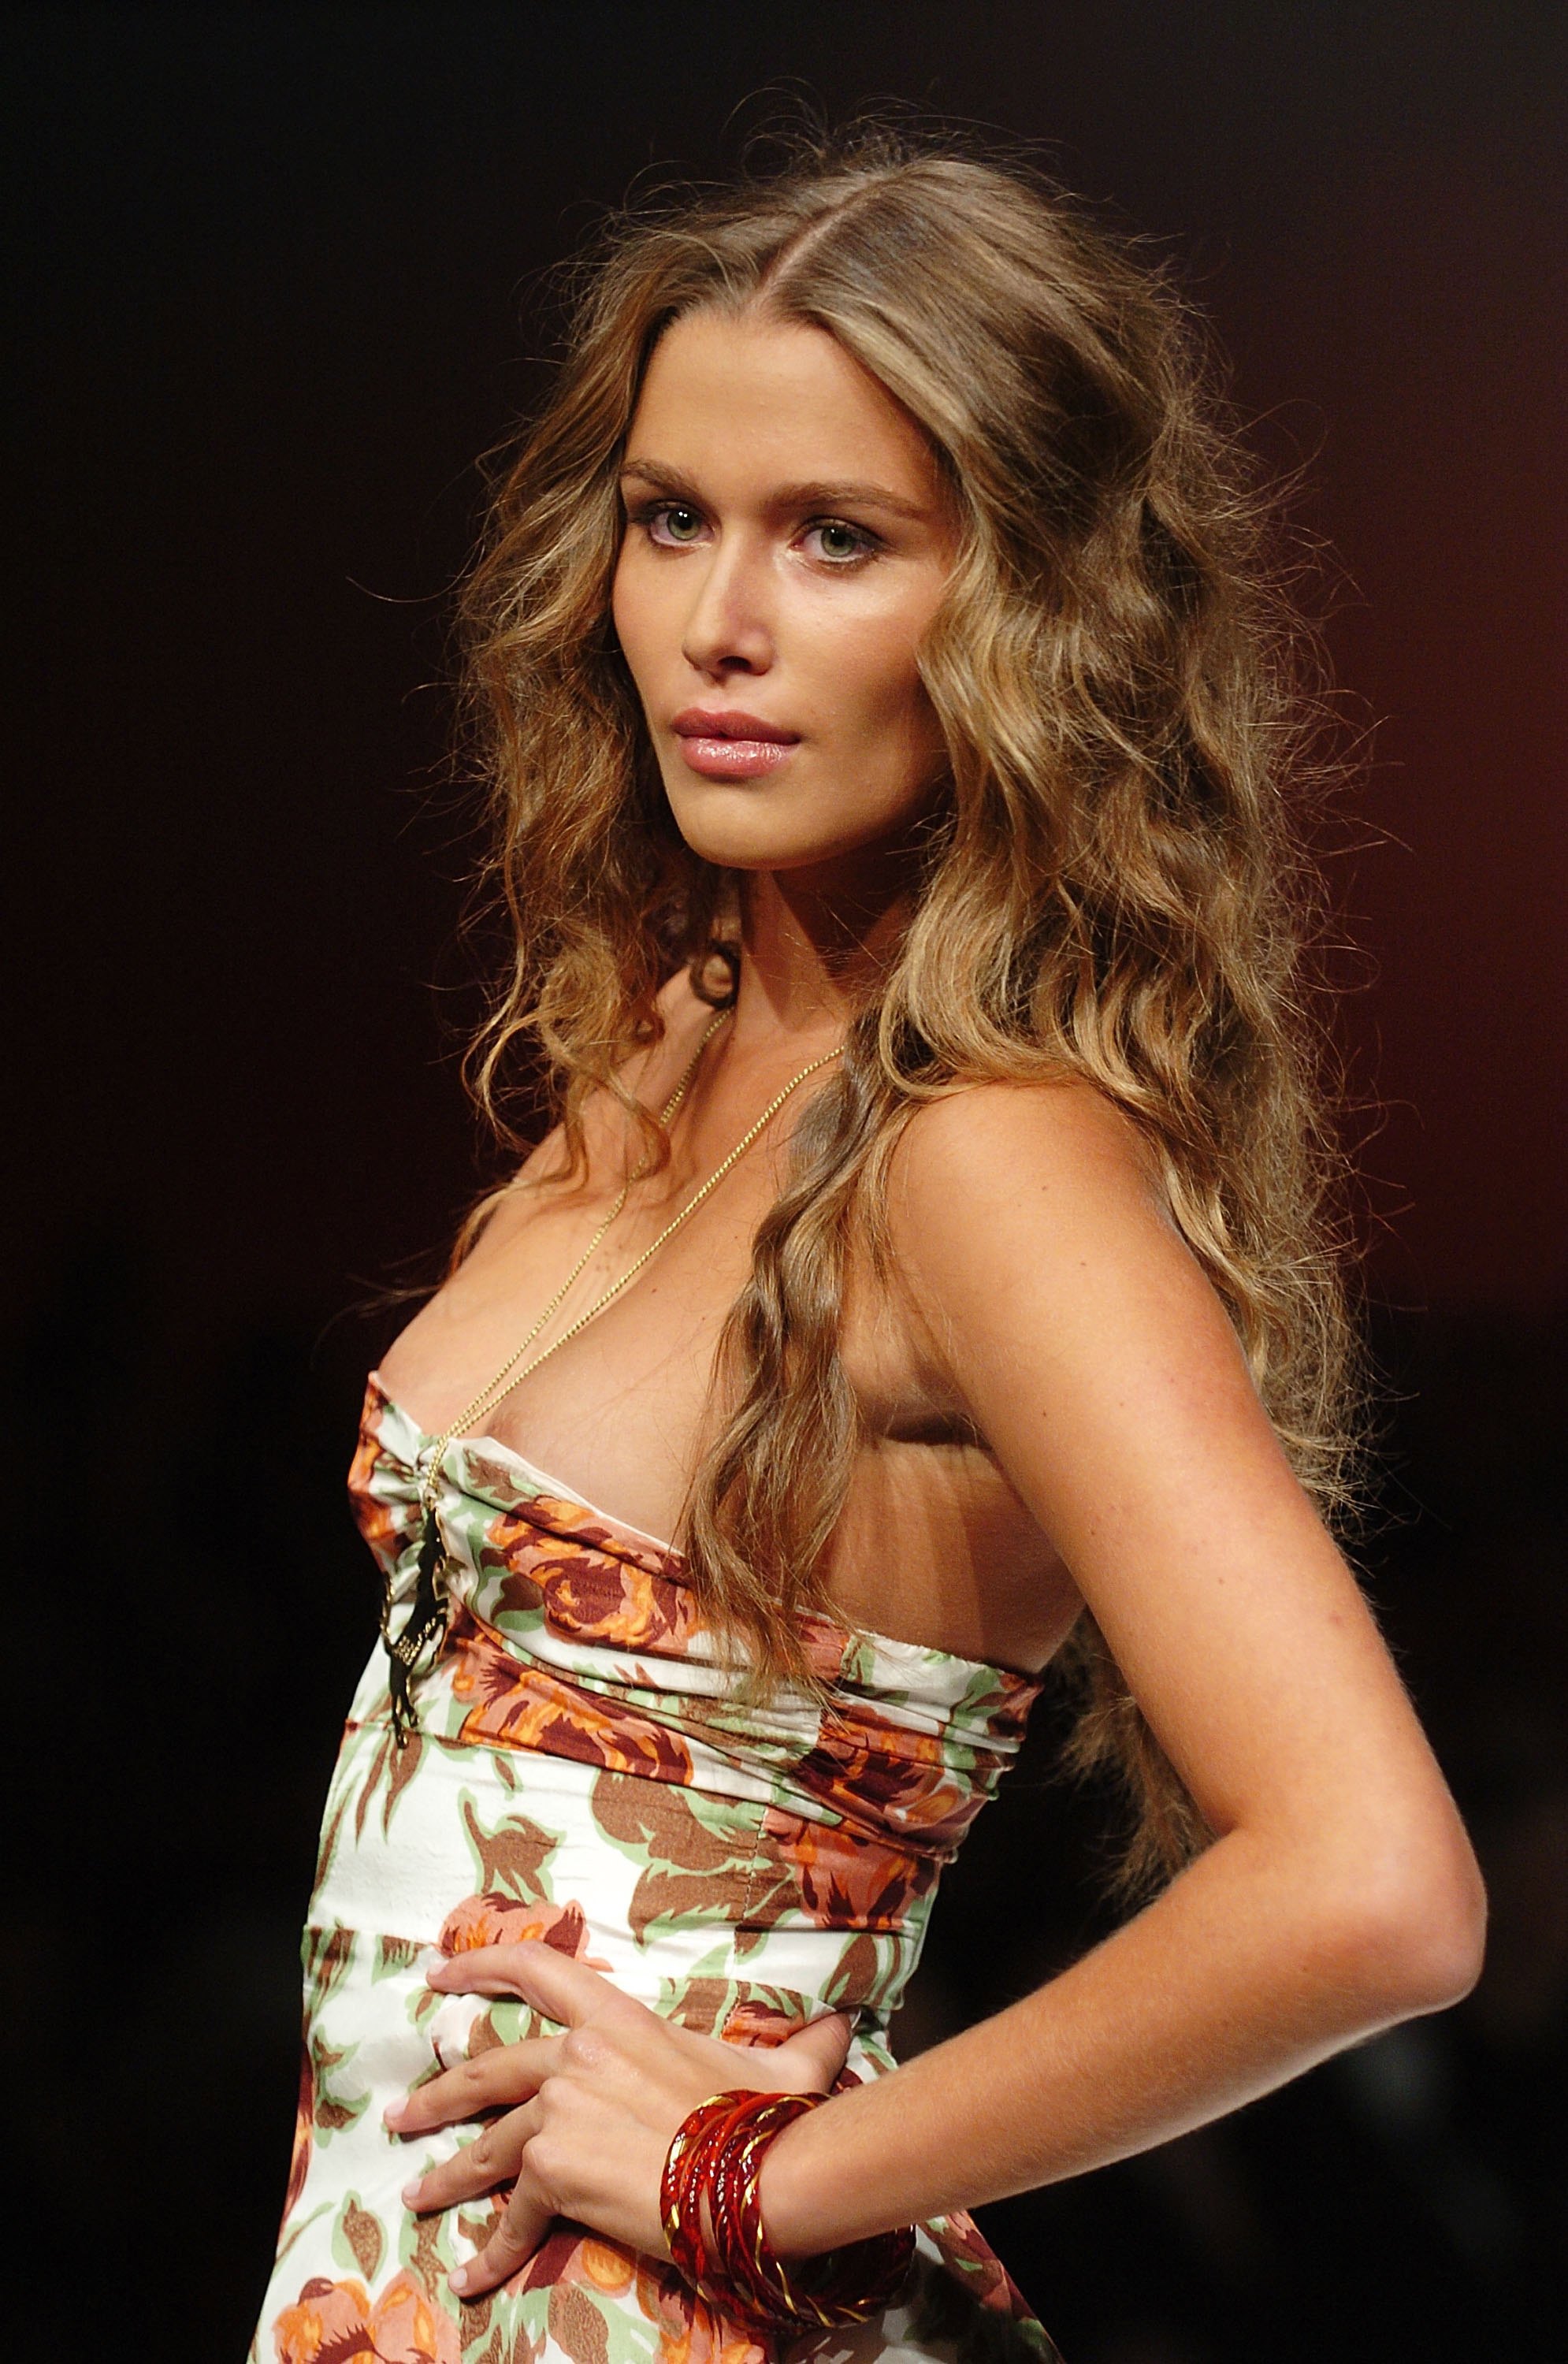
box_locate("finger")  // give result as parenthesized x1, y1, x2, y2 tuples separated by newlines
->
(429, 1938, 637, 2030)
(769, 2010, 855, 2091)
(450, 2165, 555, 2299)
(403, 2100, 540, 2215)
(387, 2037, 563, 2135)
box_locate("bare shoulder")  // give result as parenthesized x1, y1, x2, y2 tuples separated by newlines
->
(888, 1076, 1168, 1258)
(882, 1075, 1233, 1392)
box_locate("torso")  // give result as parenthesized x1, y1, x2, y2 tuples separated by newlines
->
(378, 984, 1084, 1676)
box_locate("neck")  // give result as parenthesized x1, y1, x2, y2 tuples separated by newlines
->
(730, 844, 916, 1051)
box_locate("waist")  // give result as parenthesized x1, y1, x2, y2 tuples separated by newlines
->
(324, 1662, 933, 2034)
(350, 1644, 948, 1924)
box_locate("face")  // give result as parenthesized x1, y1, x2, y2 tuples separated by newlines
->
(611, 307, 956, 881)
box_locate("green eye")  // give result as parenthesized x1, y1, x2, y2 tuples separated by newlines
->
(660, 505, 703, 542)
(812, 520, 870, 563)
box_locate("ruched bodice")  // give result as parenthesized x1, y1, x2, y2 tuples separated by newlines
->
(252, 1376, 1061, 2364)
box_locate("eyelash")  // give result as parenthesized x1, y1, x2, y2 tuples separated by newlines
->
(629, 501, 883, 568)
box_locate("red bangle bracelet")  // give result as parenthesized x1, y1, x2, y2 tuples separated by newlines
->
(660, 2088, 916, 2332)
(660, 2091, 750, 2292)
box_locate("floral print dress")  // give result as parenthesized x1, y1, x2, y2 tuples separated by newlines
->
(253, 1375, 1062, 2364)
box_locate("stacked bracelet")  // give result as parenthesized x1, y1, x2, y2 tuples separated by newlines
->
(660, 2088, 916, 2332)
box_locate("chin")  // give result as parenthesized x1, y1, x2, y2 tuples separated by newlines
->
(663, 797, 823, 872)
(674, 822, 896, 875)
(662, 784, 922, 878)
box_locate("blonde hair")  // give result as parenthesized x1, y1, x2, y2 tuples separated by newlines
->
(456, 127, 1361, 1890)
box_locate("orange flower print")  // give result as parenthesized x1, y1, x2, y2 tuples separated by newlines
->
(515, 2228, 661, 2362)
(256, 1380, 1061, 2364)
(347, 1416, 419, 1569)
(543, 2228, 763, 2364)
(543, 1550, 698, 1653)
(652, 2279, 767, 2364)
(719, 1995, 810, 2046)
(273, 2269, 461, 2364)
(794, 1721, 987, 1859)
(491, 1511, 697, 1649)
(437, 1891, 611, 1968)
(450, 1623, 696, 1785)
(507, 2225, 765, 2364)
(764, 1806, 931, 1932)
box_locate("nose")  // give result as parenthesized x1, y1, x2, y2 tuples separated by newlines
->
(679, 532, 775, 679)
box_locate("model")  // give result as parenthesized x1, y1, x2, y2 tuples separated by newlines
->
(253, 128, 1484, 2364)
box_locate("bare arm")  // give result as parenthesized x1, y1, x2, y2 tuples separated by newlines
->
(397, 1079, 1484, 2295)
(759, 1080, 1484, 2250)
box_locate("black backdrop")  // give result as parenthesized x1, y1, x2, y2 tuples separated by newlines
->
(6, 8, 1564, 2358)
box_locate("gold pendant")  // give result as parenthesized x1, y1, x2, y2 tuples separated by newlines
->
(381, 1506, 451, 1747)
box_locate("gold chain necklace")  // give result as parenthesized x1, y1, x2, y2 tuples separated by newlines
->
(381, 1013, 845, 1741)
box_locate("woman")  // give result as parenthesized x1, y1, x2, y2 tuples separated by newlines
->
(254, 132, 1484, 2364)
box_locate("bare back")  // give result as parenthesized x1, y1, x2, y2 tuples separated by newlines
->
(377, 982, 1082, 1675)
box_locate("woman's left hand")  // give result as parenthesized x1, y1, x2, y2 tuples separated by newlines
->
(386, 1939, 853, 2299)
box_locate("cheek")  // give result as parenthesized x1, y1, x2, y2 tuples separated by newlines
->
(610, 552, 659, 691)
(821, 608, 940, 753)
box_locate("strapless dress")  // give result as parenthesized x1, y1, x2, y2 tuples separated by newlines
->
(251, 1374, 1062, 2364)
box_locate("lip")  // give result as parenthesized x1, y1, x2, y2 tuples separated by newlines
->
(670, 705, 801, 782)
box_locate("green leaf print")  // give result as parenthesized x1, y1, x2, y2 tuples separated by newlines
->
(459, 1793, 559, 1901)
(372, 1933, 425, 1984)
(398, 2201, 456, 2294)
(824, 1929, 908, 2020)
(309, 2029, 368, 2138)
(658, 1968, 816, 2042)
(457, 2208, 496, 2252)
(310, 1791, 351, 1909)
(462, 2311, 518, 2364)
(331, 2191, 386, 2280)
(548, 2280, 611, 2364)
(589, 1766, 760, 1942)
(466, 1994, 549, 2049)
(303, 1922, 355, 2000)
(355, 1720, 426, 1839)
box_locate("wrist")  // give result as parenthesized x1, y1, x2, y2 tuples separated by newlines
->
(755, 2100, 832, 2258)
(665, 2087, 917, 2329)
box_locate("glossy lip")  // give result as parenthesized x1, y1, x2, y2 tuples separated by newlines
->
(671, 706, 801, 743)
(670, 705, 801, 781)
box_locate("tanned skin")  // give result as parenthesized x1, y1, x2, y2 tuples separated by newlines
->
(377, 310, 1485, 2299)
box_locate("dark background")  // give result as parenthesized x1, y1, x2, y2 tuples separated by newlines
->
(5, 6, 1564, 2358)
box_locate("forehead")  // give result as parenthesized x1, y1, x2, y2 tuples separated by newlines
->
(626, 307, 941, 500)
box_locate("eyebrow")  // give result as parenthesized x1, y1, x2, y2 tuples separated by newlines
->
(618, 457, 933, 522)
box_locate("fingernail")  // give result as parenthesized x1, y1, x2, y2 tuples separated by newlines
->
(401, 2178, 422, 2206)
(449, 2265, 470, 2295)
(383, 2102, 405, 2130)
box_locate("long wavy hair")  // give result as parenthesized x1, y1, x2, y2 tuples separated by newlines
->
(455, 127, 1362, 1890)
